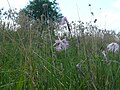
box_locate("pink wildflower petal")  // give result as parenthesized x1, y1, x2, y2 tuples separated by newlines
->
(60, 16, 68, 25)
(56, 43, 62, 51)
(107, 42, 119, 52)
(53, 36, 69, 51)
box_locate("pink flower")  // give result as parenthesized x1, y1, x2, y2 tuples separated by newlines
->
(60, 16, 68, 25)
(53, 36, 69, 51)
(61, 36, 69, 49)
(107, 42, 119, 52)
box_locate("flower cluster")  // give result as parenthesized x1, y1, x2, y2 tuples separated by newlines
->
(101, 42, 119, 62)
(53, 36, 69, 51)
(107, 42, 119, 52)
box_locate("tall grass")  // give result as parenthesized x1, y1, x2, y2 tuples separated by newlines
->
(0, 9, 120, 90)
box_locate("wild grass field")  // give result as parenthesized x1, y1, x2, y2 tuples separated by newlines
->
(0, 4, 120, 89)
(0, 19, 120, 90)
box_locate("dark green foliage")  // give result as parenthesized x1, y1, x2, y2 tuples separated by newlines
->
(20, 0, 62, 21)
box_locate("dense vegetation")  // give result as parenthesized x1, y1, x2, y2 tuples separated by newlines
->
(0, 1, 120, 90)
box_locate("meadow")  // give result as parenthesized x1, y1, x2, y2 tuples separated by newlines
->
(0, 9, 120, 90)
